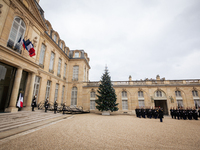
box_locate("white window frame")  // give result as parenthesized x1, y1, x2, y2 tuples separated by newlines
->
(74, 52, 79, 58)
(192, 90, 198, 97)
(7, 17, 26, 52)
(54, 83, 59, 102)
(156, 91, 162, 97)
(138, 91, 144, 97)
(33, 76, 40, 103)
(177, 99, 183, 108)
(39, 44, 46, 65)
(49, 52, 55, 71)
(57, 58, 62, 76)
(61, 86, 65, 104)
(122, 91, 128, 110)
(175, 91, 181, 97)
(63, 63, 67, 78)
(90, 91, 96, 110)
(71, 87, 77, 105)
(138, 100, 145, 108)
(45, 80, 51, 99)
(73, 66, 79, 80)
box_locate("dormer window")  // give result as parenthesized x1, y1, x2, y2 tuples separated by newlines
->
(54, 34, 57, 42)
(60, 43, 63, 49)
(74, 52, 79, 58)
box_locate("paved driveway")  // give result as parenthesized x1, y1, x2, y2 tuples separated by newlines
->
(0, 114, 200, 150)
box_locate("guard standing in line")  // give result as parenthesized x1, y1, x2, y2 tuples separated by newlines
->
(149, 108, 152, 119)
(158, 107, 163, 122)
(54, 100, 58, 114)
(31, 95, 37, 111)
(63, 102, 66, 114)
(154, 108, 158, 119)
(45, 98, 49, 113)
(170, 107, 173, 118)
(182, 109, 186, 120)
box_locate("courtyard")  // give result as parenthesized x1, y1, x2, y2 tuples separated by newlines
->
(0, 113, 200, 150)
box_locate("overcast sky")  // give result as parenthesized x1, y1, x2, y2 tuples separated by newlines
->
(39, 0, 200, 81)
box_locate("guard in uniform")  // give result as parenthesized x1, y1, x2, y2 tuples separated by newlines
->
(45, 98, 49, 113)
(63, 102, 66, 114)
(158, 107, 163, 122)
(31, 95, 37, 111)
(54, 100, 58, 114)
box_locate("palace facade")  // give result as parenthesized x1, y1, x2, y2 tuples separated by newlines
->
(0, 0, 200, 115)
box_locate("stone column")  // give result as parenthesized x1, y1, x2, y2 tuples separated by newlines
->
(5, 68, 23, 112)
(23, 72, 35, 111)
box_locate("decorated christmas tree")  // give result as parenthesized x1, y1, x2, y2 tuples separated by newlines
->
(95, 66, 119, 112)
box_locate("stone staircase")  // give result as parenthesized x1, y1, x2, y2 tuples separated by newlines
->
(0, 110, 71, 139)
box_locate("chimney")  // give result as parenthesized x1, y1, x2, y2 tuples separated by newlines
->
(129, 75, 132, 81)
(156, 75, 160, 80)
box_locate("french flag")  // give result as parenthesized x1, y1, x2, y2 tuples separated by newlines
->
(18, 37, 26, 50)
(25, 39, 36, 57)
(17, 93, 23, 108)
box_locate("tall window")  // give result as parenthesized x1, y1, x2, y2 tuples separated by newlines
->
(192, 90, 198, 97)
(39, 44, 46, 66)
(138, 91, 144, 97)
(175, 91, 181, 97)
(54, 34, 57, 42)
(54, 83, 59, 102)
(7, 17, 26, 53)
(192, 90, 200, 109)
(175, 91, 183, 108)
(90, 91, 95, 110)
(49, 52, 55, 72)
(57, 58, 62, 76)
(45, 80, 51, 99)
(61, 86, 65, 104)
(122, 91, 128, 110)
(138, 100, 145, 107)
(63, 63, 67, 79)
(33, 76, 40, 102)
(74, 52, 79, 58)
(138, 91, 144, 108)
(71, 87, 77, 105)
(73, 66, 79, 80)
(156, 91, 162, 97)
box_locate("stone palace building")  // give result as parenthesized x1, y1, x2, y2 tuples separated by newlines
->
(0, 0, 200, 115)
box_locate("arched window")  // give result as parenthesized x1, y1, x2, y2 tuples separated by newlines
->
(175, 91, 183, 108)
(71, 87, 77, 105)
(122, 91, 128, 110)
(138, 91, 143, 97)
(138, 91, 144, 107)
(90, 91, 95, 110)
(156, 91, 162, 97)
(192, 90, 198, 97)
(7, 17, 26, 53)
(192, 90, 199, 109)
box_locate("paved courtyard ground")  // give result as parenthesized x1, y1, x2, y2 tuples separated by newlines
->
(0, 113, 200, 150)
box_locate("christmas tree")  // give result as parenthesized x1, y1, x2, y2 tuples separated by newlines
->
(95, 66, 119, 112)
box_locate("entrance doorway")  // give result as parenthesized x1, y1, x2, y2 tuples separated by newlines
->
(0, 63, 16, 112)
(154, 100, 168, 115)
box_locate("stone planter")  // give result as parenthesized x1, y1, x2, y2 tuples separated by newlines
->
(102, 111, 110, 116)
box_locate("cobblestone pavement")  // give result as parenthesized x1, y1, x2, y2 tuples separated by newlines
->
(0, 114, 200, 150)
